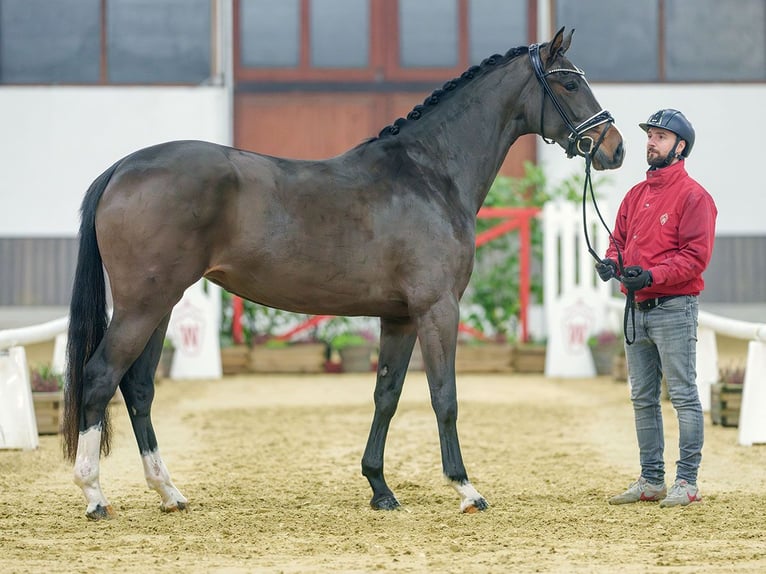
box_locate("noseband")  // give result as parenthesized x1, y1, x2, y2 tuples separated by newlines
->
(528, 43, 614, 159)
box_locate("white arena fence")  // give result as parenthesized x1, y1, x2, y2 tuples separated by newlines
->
(2, 204, 764, 448)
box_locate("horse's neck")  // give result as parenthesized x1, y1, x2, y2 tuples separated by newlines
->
(402, 66, 532, 213)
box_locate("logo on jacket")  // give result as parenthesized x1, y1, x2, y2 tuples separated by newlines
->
(660, 213, 669, 225)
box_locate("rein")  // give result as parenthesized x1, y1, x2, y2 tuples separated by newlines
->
(529, 44, 636, 345)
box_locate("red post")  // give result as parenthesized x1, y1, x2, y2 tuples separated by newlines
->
(232, 296, 244, 344)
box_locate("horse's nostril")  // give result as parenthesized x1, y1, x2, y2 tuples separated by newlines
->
(616, 141, 624, 159)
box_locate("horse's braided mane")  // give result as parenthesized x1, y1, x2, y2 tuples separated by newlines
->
(372, 45, 529, 140)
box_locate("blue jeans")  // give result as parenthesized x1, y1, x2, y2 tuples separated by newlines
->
(625, 295, 703, 485)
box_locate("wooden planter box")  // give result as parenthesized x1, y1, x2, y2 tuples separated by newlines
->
(455, 343, 513, 373)
(339, 345, 375, 373)
(511, 344, 546, 373)
(710, 382, 742, 427)
(251, 343, 326, 373)
(589, 343, 622, 376)
(33, 391, 63, 435)
(221, 345, 252, 375)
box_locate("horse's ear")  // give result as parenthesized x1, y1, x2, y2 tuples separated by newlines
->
(545, 27, 574, 66)
(561, 29, 574, 54)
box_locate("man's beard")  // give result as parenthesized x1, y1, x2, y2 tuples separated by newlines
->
(647, 150, 669, 168)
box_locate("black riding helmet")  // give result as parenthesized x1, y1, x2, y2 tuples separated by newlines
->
(639, 109, 695, 158)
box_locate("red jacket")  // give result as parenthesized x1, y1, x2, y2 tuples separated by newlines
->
(605, 160, 717, 302)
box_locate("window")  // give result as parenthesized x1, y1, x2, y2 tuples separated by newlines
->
(236, 0, 374, 80)
(399, 0, 458, 68)
(239, 0, 300, 68)
(107, 0, 211, 84)
(0, 0, 212, 85)
(555, 0, 658, 82)
(665, 0, 765, 81)
(469, 0, 528, 65)
(554, 0, 766, 82)
(310, 0, 369, 68)
(0, 0, 101, 84)
(235, 0, 532, 82)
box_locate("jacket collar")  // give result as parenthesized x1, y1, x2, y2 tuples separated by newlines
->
(646, 159, 687, 188)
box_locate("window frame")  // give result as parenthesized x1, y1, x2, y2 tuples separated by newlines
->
(234, 0, 537, 83)
(551, 0, 766, 83)
(0, 0, 215, 86)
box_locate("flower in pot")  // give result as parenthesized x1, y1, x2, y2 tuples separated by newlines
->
(30, 364, 64, 393)
(329, 331, 377, 373)
(30, 364, 65, 434)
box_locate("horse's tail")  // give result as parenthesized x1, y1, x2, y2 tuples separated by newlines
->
(62, 161, 120, 463)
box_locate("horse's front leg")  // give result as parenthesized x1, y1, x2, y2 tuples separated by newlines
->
(417, 296, 489, 513)
(361, 319, 417, 510)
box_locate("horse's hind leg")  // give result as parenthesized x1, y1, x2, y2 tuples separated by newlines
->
(361, 318, 417, 510)
(74, 311, 170, 519)
(120, 315, 188, 513)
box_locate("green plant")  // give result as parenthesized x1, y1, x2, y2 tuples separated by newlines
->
(329, 332, 369, 351)
(461, 162, 609, 341)
(30, 364, 64, 393)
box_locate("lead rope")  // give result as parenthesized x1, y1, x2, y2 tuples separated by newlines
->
(581, 150, 637, 346)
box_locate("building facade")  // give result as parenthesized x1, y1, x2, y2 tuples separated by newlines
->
(0, 0, 764, 314)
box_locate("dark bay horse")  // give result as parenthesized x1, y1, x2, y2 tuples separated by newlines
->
(63, 28, 624, 520)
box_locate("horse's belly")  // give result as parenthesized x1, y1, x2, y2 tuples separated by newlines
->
(206, 266, 410, 318)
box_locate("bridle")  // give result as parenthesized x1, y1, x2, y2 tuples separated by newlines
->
(528, 43, 614, 159)
(529, 43, 637, 345)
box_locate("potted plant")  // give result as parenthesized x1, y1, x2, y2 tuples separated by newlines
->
(587, 330, 623, 376)
(327, 330, 377, 373)
(29, 364, 64, 434)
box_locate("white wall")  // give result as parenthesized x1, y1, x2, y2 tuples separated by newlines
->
(0, 86, 231, 237)
(1, 83, 763, 238)
(539, 84, 766, 236)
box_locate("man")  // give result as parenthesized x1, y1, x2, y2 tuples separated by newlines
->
(596, 109, 717, 508)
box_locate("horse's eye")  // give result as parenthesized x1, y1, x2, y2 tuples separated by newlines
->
(564, 81, 577, 92)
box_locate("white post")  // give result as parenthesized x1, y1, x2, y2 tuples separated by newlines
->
(167, 280, 223, 380)
(738, 341, 766, 446)
(543, 201, 613, 378)
(0, 347, 39, 450)
(695, 326, 718, 413)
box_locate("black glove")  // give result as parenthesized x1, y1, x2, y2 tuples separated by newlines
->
(595, 258, 617, 282)
(621, 266, 653, 291)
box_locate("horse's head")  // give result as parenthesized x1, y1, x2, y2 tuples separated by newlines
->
(530, 28, 624, 171)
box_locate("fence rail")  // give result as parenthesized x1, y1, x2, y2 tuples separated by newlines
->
(605, 297, 766, 342)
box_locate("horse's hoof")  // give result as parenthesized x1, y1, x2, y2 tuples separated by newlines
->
(461, 497, 489, 513)
(86, 504, 115, 521)
(370, 494, 400, 511)
(161, 500, 188, 513)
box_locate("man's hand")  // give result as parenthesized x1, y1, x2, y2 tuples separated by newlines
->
(621, 266, 653, 291)
(595, 258, 618, 282)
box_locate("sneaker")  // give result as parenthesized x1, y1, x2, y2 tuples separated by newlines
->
(608, 477, 667, 505)
(659, 479, 702, 508)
